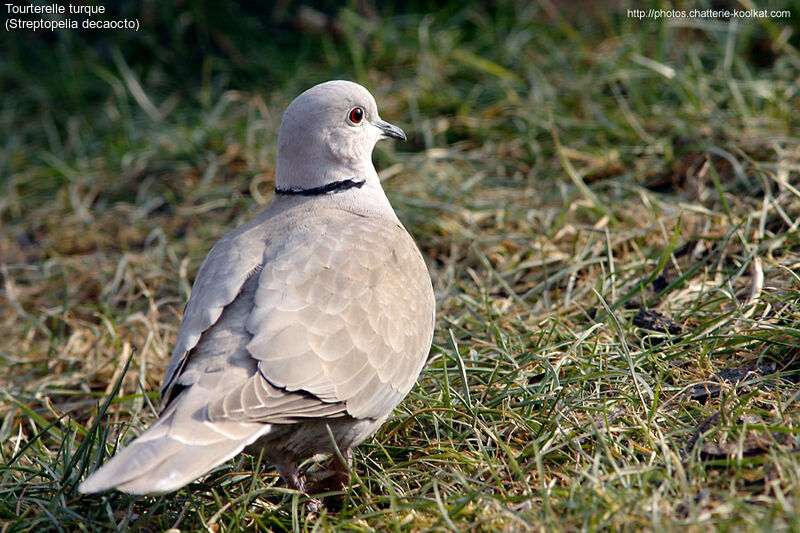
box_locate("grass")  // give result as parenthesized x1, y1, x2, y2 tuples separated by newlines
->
(2, 0, 800, 531)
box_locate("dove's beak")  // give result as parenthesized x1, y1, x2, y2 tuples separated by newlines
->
(376, 120, 407, 141)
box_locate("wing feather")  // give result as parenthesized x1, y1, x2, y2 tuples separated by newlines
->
(242, 210, 434, 420)
(170, 206, 433, 425)
(160, 210, 278, 403)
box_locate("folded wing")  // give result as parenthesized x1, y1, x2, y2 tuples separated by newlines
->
(211, 209, 435, 422)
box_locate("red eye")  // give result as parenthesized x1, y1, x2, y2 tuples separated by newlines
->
(348, 107, 364, 124)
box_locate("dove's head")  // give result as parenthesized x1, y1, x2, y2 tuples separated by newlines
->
(275, 80, 405, 194)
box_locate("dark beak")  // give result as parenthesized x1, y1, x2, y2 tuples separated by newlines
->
(376, 119, 407, 141)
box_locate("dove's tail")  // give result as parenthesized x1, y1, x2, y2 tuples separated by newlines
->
(79, 387, 270, 495)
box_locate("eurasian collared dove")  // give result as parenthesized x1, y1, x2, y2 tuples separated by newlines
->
(79, 80, 435, 496)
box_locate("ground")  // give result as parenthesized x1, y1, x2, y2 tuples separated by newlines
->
(1, 2, 799, 531)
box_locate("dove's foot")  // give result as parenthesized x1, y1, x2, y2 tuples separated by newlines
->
(276, 454, 351, 512)
(306, 449, 352, 511)
(276, 461, 320, 511)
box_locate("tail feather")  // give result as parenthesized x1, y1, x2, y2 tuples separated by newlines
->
(79, 388, 270, 495)
(114, 437, 261, 494)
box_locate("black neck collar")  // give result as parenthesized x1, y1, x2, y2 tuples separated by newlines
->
(275, 178, 366, 197)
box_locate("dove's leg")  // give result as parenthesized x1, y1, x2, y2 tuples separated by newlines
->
(341, 448, 353, 470)
(307, 448, 352, 487)
(275, 461, 306, 493)
(275, 460, 325, 512)
(274, 451, 352, 512)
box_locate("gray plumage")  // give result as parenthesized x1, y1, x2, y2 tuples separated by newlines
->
(79, 80, 435, 495)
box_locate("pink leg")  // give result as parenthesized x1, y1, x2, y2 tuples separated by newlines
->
(275, 461, 322, 512)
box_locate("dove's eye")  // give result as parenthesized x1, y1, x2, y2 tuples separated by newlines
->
(348, 107, 364, 125)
